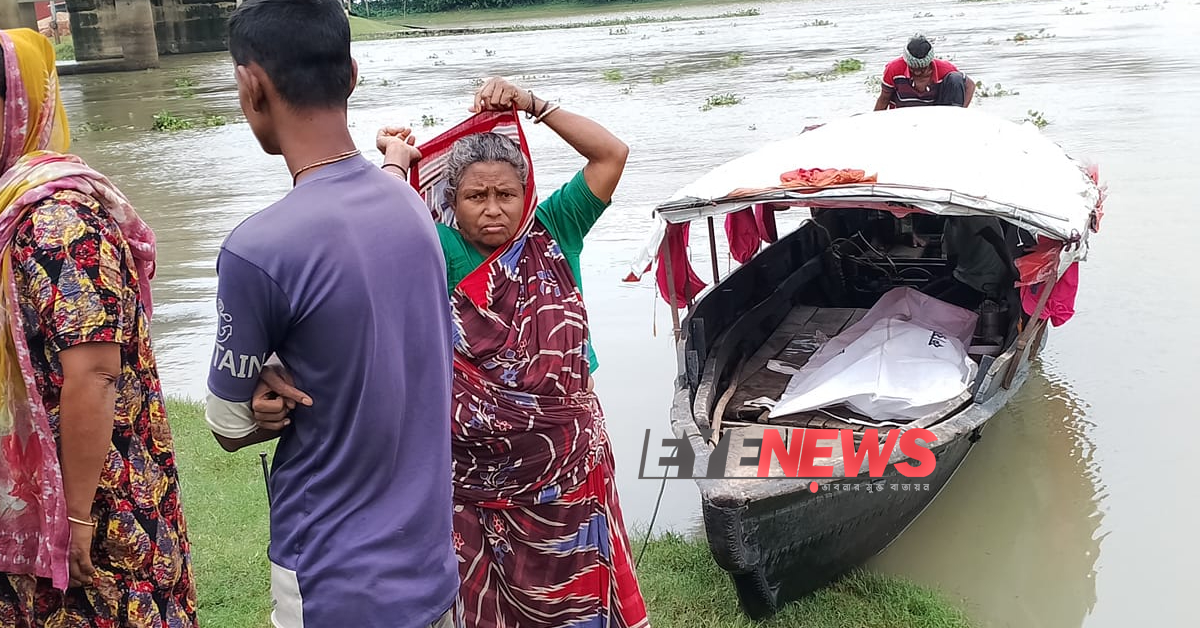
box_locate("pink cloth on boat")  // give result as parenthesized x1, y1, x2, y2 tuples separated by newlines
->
(725, 208, 760, 263)
(655, 222, 707, 308)
(1022, 262, 1079, 327)
(756, 203, 779, 243)
(724, 204, 781, 264)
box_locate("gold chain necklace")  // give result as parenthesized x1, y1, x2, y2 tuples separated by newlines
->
(291, 149, 361, 185)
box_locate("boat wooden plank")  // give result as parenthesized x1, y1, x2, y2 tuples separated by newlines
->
(724, 307, 864, 423)
(844, 308, 869, 329)
(721, 423, 846, 479)
(722, 425, 795, 479)
(771, 307, 861, 368)
(735, 306, 819, 380)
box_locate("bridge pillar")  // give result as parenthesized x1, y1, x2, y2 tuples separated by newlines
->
(154, 0, 236, 55)
(0, 0, 37, 30)
(65, 0, 158, 68)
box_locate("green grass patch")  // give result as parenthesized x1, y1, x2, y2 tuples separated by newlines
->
(169, 399, 275, 626)
(1011, 28, 1055, 43)
(975, 81, 1020, 98)
(151, 110, 230, 132)
(789, 58, 865, 82)
(75, 120, 115, 134)
(152, 110, 194, 132)
(637, 530, 976, 628)
(53, 39, 74, 62)
(833, 58, 864, 73)
(348, 15, 402, 37)
(165, 398, 974, 626)
(1024, 110, 1050, 128)
(174, 76, 197, 99)
(699, 93, 742, 111)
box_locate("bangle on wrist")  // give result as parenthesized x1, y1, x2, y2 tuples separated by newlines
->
(68, 516, 96, 527)
(383, 163, 409, 177)
(534, 102, 560, 124)
(525, 89, 537, 116)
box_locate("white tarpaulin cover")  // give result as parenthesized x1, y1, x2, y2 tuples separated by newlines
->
(628, 106, 1102, 282)
(768, 288, 980, 423)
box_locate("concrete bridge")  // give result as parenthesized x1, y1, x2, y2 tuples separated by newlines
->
(0, 0, 235, 72)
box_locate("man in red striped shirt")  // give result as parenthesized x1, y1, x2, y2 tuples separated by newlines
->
(874, 34, 975, 110)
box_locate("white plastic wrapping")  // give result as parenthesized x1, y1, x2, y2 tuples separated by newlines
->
(768, 288, 979, 423)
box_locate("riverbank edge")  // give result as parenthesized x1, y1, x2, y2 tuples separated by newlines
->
(51, 1, 755, 75)
(346, 6, 763, 41)
(165, 396, 976, 627)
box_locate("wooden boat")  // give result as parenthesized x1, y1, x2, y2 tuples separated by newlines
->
(625, 106, 1105, 619)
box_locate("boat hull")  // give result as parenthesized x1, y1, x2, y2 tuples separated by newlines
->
(700, 432, 977, 619)
(664, 217, 1044, 619)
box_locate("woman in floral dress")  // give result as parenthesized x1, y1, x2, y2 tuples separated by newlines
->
(0, 28, 196, 627)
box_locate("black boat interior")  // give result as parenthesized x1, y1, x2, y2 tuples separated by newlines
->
(686, 207, 1037, 436)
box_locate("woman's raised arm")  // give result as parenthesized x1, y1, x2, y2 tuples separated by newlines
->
(472, 77, 630, 203)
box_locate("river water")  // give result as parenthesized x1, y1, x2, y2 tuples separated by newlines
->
(58, 0, 1197, 625)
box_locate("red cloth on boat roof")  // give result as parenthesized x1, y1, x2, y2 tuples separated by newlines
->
(757, 203, 780, 242)
(656, 221, 707, 307)
(779, 167, 877, 187)
(1014, 238, 1062, 287)
(725, 204, 782, 264)
(725, 208, 760, 263)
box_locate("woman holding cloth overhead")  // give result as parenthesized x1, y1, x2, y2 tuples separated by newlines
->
(252, 77, 648, 627)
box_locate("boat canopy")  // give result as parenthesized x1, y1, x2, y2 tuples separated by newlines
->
(627, 106, 1105, 287)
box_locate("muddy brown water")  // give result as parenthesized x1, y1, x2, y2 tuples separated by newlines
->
(58, 0, 1197, 625)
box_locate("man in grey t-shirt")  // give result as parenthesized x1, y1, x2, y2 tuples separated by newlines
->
(203, 1, 459, 626)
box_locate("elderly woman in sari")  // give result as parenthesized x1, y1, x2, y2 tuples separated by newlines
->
(252, 77, 648, 627)
(0, 29, 196, 626)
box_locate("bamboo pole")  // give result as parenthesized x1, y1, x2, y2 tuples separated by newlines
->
(707, 216, 720, 283)
(661, 232, 682, 341)
(1002, 268, 1059, 389)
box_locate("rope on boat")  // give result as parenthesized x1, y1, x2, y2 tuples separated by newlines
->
(637, 352, 748, 567)
(636, 455, 671, 570)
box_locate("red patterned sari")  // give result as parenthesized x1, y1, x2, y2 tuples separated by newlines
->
(410, 111, 649, 628)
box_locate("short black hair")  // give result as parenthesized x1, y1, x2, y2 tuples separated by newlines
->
(228, 0, 352, 109)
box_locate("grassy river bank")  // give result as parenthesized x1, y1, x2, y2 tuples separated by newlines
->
(167, 398, 975, 627)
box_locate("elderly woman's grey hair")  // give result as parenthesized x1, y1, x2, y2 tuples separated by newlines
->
(444, 132, 530, 203)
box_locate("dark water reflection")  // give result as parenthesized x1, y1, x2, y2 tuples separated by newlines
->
(55, 0, 1199, 625)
